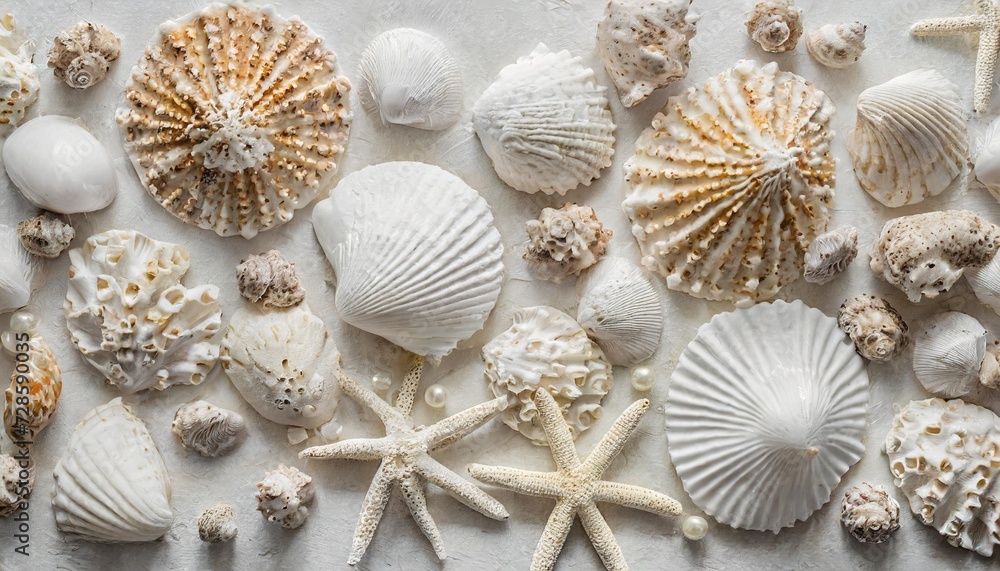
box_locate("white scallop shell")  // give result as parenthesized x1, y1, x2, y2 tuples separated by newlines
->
(0, 224, 35, 313)
(0, 14, 39, 133)
(359, 28, 462, 131)
(473, 43, 615, 195)
(849, 69, 968, 207)
(51, 398, 174, 542)
(912, 312, 987, 398)
(576, 257, 662, 366)
(623, 60, 835, 306)
(974, 116, 1000, 196)
(966, 251, 1000, 316)
(312, 161, 504, 361)
(666, 300, 869, 532)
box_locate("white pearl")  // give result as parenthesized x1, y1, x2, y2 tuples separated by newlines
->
(424, 384, 448, 408)
(1, 330, 16, 354)
(319, 420, 343, 442)
(682, 515, 708, 541)
(9, 309, 38, 334)
(630, 366, 655, 391)
(372, 373, 392, 392)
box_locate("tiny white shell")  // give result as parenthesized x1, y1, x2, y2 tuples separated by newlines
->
(0, 224, 35, 313)
(171, 400, 246, 457)
(746, 0, 802, 53)
(255, 465, 314, 529)
(198, 503, 237, 542)
(803, 226, 858, 285)
(840, 482, 900, 544)
(524, 203, 612, 283)
(16, 214, 75, 259)
(806, 22, 866, 68)
(912, 312, 987, 398)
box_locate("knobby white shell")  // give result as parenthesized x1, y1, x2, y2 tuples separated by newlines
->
(913, 312, 988, 398)
(199, 503, 237, 542)
(746, 0, 802, 53)
(359, 28, 462, 131)
(0, 224, 35, 313)
(837, 294, 908, 362)
(255, 464, 314, 529)
(51, 398, 174, 542)
(3, 116, 117, 214)
(312, 161, 504, 361)
(46, 22, 121, 89)
(803, 226, 858, 285)
(666, 300, 869, 532)
(623, 59, 835, 306)
(805, 22, 866, 68)
(0, 14, 39, 132)
(849, 70, 968, 207)
(171, 400, 246, 457)
(473, 43, 615, 195)
(524, 203, 612, 283)
(16, 214, 75, 259)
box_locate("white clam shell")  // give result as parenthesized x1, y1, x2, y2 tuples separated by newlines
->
(3, 116, 117, 214)
(966, 252, 1000, 315)
(0, 224, 35, 313)
(666, 300, 869, 532)
(912, 312, 987, 398)
(805, 22, 866, 69)
(359, 28, 462, 130)
(313, 161, 504, 361)
(51, 398, 174, 542)
(975, 117, 1000, 195)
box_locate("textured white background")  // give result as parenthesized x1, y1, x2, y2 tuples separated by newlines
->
(2, 0, 1000, 569)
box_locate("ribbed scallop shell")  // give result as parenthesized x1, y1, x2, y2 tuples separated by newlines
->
(576, 257, 663, 366)
(849, 69, 967, 207)
(623, 60, 836, 307)
(359, 28, 462, 131)
(116, 3, 352, 239)
(966, 251, 1000, 316)
(473, 43, 615, 195)
(912, 312, 987, 398)
(51, 398, 174, 542)
(666, 300, 868, 532)
(312, 161, 504, 361)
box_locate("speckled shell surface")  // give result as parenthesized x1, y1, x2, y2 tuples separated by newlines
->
(0, 13, 39, 132)
(4, 334, 62, 443)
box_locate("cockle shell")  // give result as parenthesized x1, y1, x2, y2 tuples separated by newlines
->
(312, 161, 504, 361)
(0, 14, 39, 132)
(483, 306, 613, 446)
(16, 214, 75, 259)
(473, 43, 615, 195)
(64, 230, 223, 394)
(4, 334, 62, 444)
(869, 210, 1000, 303)
(803, 226, 858, 285)
(52, 398, 174, 542)
(0, 224, 35, 313)
(255, 464, 314, 529)
(623, 59, 835, 306)
(746, 0, 802, 53)
(576, 257, 663, 366)
(236, 250, 305, 309)
(199, 503, 237, 542)
(667, 300, 869, 532)
(358, 28, 462, 130)
(849, 70, 967, 207)
(171, 400, 246, 457)
(46, 22, 120, 89)
(595, 0, 697, 108)
(117, 3, 352, 239)
(524, 203, 612, 283)
(837, 294, 908, 362)
(806, 22, 866, 68)
(913, 312, 988, 398)
(840, 482, 900, 544)
(885, 398, 1000, 556)
(3, 116, 117, 214)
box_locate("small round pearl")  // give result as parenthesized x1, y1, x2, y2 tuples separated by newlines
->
(630, 366, 655, 391)
(372, 373, 392, 392)
(320, 420, 343, 442)
(9, 309, 38, 334)
(682, 515, 708, 541)
(424, 384, 448, 408)
(1, 330, 16, 354)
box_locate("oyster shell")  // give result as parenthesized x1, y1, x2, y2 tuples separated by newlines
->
(4, 334, 62, 444)
(837, 294, 908, 362)
(16, 214, 74, 259)
(51, 398, 174, 542)
(666, 300, 869, 532)
(236, 250, 305, 309)
(255, 464, 314, 529)
(473, 43, 615, 195)
(171, 400, 246, 457)
(0, 14, 39, 132)
(46, 22, 120, 89)
(117, 3, 352, 238)
(803, 226, 858, 285)
(312, 161, 504, 361)
(0, 224, 35, 313)
(623, 59, 835, 306)
(746, 0, 802, 53)
(524, 203, 612, 283)
(913, 312, 988, 398)
(199, 503, 237, 542)
(840, 482, 900, 544)
(64, 230, 223, 394)
(806, 22, 866, 68)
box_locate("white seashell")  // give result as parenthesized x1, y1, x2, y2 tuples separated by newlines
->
(473, 43, 615, 195)
(255, 464, 314, 529)
(524, 203, 612, 283)
(117, 4, 352, 239)
(806, 22, 866, 68)
(16, 214, 74, 259)
(885, 398, 1000, 556)
(912, 312, 987, 398)
(198, 503, 237, 542)
(966, 251, 1000, 316)
(595, 0, 697, 108)
(4, 334, 61, 444)
(981, 341, 1000, 389)
(64, 230, 223, 394)
(840, 482, 900, 544)
(52, 398, 174, 542)
(803, 226, 858, 285)
(46, 22, 120, 89)
(849, 70, 967, 207)
(869, 210, 1000, 302)
(666, 300, 869, 532)
(358, 28, 462, 130)
(623, 59, 835, 306)
(3, 116, 117, 214)
(0, 224, 35, 313)
(974, 116, 1000, 196)
(837, 294, 908, 362)
(171, 400, 246, 457)
(0, 14, 39, 133)
(236, 250, 305, 309)
(0, 453, 32, 518)
(482, 306, 612, 446)
(746, 0, 802, 53)
(313, 161, 504, 361)
(575, 257, 663, 366)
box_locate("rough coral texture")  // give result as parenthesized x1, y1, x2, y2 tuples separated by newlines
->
(4, 335, 62, 444)
(255, 464, 315, 529)
(525, 203, 612, 283)
(746, 0, 802, 52)
(840, 482, 900, 544)
(0, 453, 32, 518)
(199, 503, 238, 542)
(838, 295, 908, 362)
(16, 214, 75, 258)
(172, 400, 246, 457)
(46, 21, 120, 89)
(0, 14, 39, 132)
(806, 22, 866, 68)
(236, 250, 306, 308)
(804, 226, 858, 284)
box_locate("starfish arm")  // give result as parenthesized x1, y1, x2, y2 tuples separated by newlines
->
(426, 396, 508, 452)
(583, 399, 649, 477)
(467, 464, 565, 498)
(347, 461, 397, 566)
(593, 481, 683, 517)
(578, 502, 628, 571)
(299, 437, 392, 461)
(395, 354, 425, 417)
(530, 500, 577, 571)
(534, 389, 581, 471)
(414, 455, 509, 520)
(339, 373, 403, 426)
(911, 15, 985, 36)
(974, 27, 1000, 113)
(400, 473, 447, 561)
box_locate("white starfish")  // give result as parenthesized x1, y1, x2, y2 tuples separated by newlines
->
(912, 0, 1000, 113)
(468, 389, 682, 571)
(299, 355, 509, 565)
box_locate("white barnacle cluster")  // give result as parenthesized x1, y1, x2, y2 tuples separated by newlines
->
(255, 464, 315, 529)
(524, 203, 612, 283)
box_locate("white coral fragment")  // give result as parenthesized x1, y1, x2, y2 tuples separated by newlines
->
(806, 22, 866, 68)
(46, 21, 120, 89)
(840, 482, 900, 544)
(199, 503, 237, 542)
(236, 250, 305, 309)
(255, 464, 314, 529)
(837, 294, 908, 363)
(746, 0, 802, 53)
(172, 400, 246, 457)
(804, 226, 858, 284)
(0, 14, 39, 133)
(16, 214, 74, 258)
(524, 203, 612, 283)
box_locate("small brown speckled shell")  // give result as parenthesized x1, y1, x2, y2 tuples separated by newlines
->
(4, 335, 62, 444)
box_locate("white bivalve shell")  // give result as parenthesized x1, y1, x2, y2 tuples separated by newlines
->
(623, 59, 835, 306)
(64, 230, 223, 394)
(975, 117, 1000, 197)
(966, 251, 1000, 316)
(840, 482, 900, 544)
(3, 116, 117, 214)
(885, 398, 1000, 556)
(575, 257, 663, 366)
(849, 70, 967, 207)
(746, 0, 802, 53)
(912, 312, 988, 398)
(0, 14, 39, 132)
(837, 294, 908, 362)
(483, 306, 613, 446)
(803, 226, 858, 285)
(255, 464, 314, 529)
(358, 28, 462, 131)
(595, 0, 697, 108)
(51, 398, 174, 542)
(666, 300, 869, 532)
(171, 400, 246, 457)
(0, 224, 35, 313)
(473, 43, 615, 195)
(116, 3, 352, 239)
(312, 162, 504, 361)
(806, 22, 866, 68)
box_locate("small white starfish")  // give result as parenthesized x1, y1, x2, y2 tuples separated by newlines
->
(468, 389, 682, 571)
(300, 356, 509, 565)
(912, 0, 1000, 113)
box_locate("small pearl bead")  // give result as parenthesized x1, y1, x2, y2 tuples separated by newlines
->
(424, 384, 448, 408)
(372, 373, 392, 392)
(682, 516, 708, 541)
(9, 310, 38, 334)
(630, 366, 655, 391)
(320, 420, 343, 442)
(1, 331, 16, 354)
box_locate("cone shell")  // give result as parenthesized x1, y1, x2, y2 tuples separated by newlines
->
(912, 312, 987, 398)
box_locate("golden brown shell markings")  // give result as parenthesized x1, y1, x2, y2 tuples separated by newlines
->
(4, 335, 62, 444)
